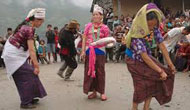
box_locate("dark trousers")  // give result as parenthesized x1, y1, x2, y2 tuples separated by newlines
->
(158, 52, 164, 64)
(58, 55, 78, 79)
(0, 51, 5, 67)
(105, 48, 114, 61)
(60, 55, 78, 69)
(36, 52, 40, 63)
(54, 48, 60, 62)
(107, 22, 113, 31)
(115, 45, 126, 61)
(39, 56, 49, 64)
(175, 56, 187, 71)
(163, 51, 176, 65)
(84, 55, 106, 94)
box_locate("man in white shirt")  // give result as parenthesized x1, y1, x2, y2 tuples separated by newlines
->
(163, 26, 190, 63)
(184, 9, 190, 17)
(164, 26, 190, 52)
(106, 8, 114, 31)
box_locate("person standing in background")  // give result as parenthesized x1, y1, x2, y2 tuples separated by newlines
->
(5, 28, 13, 40)
(74, 24, 83, 63)
(54, 27, 60, 62)
(0, 36, 5, 68)
(114, 25, 125, 62)
(46, 24, 56, 63)
(34, 33, 40, 62)
(112, 16, 120, 30)
(184, 9, 190, 18)
(106, 8, 114, 31)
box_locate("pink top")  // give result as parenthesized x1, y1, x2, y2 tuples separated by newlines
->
(84, 23, 110, 48)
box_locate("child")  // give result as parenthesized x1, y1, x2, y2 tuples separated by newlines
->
(38, 40, 49, 64)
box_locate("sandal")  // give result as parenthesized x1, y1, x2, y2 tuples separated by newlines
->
(88, 92, 97, 99)
(101, 94, 107, 101)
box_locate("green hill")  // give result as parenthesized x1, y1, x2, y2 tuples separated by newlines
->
(0, 0, 92, 38)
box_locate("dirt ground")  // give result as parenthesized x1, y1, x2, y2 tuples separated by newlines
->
(0, 62, 190, 110)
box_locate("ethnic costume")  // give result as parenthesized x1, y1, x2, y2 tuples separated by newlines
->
(83, 22, 110, 94)
(2, 8, 47, 107)
(125, 3, 175, 105)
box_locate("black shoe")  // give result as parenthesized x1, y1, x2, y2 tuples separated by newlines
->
(31, 99, 39, 104)
(20, 104, 36, 109)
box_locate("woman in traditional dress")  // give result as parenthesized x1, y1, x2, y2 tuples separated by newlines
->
(2, 8, 47, 109)
(125, 3, 176, 110)
(81, 5, 115, 101)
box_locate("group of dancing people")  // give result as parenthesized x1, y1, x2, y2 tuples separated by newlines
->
(2, 3, 184, 110)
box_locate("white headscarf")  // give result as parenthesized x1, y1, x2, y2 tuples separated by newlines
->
(93, 4, 103, 14)
(26, 8, 46, 19)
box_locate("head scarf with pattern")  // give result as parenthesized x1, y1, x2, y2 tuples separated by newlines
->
(125, 3, 165, 48)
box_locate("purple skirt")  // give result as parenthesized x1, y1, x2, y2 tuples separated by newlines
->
(12, 61, 47, 105)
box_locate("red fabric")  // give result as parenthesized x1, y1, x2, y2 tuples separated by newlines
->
(185, 46, 190, 54)
(77, 40, 82, 48)
(177, 45, 188, 56)
(185, 46, 190, 59)
(60, 48, 69, 55)
(159, 23, 165, 37)
(54, 31, 59, 49)
(178, 46, 187, 53)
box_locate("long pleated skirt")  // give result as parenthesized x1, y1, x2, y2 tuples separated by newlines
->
(83, 55, 106, 94)
(126, 56, 175, 105)
(12, 61, 47, 105)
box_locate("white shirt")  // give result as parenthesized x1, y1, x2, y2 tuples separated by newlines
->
(107, 13, 114, 23)
(184, 11, 190, 17)
(185, 34, 190, 43)
(35, 40, 39, 49)
(164, 27, 185, 52)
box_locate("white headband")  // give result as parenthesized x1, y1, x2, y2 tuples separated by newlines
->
(93, 4, 103, 14)
(26, 8, 46, 19)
